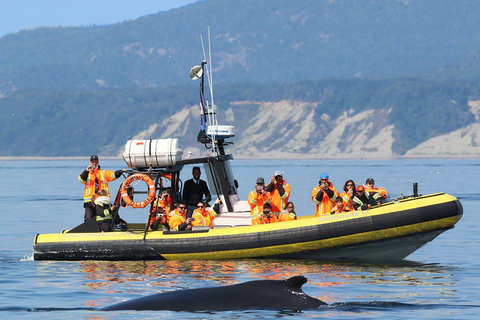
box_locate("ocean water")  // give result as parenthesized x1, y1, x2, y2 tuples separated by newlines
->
(1, 158, 479, 319)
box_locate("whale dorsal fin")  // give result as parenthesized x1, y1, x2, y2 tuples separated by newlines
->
(285, 276, 308, 292)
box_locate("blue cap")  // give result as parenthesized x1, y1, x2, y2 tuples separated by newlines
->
(320, 172, 329, 179)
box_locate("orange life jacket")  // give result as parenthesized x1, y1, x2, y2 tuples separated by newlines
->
(278, 211, 296, 222)
(269, 180, 290, 214)
(364, 187, 388, 198)
(191, 209, 218, 228)
(340, 191, 354, 211)
(312, 183, 339, 216)
(153, 199, 171, 215)
(78, 168, 118, 204)
(252, 214, 278, 225)
(248, 190, 271, 220)
(168, 210, 187, 231)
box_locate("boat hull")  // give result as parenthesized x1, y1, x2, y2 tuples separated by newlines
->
(33, 193, 462, 261)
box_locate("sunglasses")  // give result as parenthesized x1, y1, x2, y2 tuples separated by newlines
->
(178, 207, 186, 210)
(347, 184, 354, 186)
(197, 205, 204, 208)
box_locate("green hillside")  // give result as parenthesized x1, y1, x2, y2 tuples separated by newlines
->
(1, 0, 480, 96)
(0, 79, 476, 156)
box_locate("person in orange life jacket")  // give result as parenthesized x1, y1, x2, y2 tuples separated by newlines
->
(248, 177, 271, 222)
(339, 180, 356, 211)
(353, 185, 381, 210)
(153, 191, 171, 216)
(149, 206, 169, 231)
(364, 178, 389, 200)
(191, 198, 222, 228)
(168, 201, 193, 231)
(312, 172, 339, 216)
(331, 196, 350, 214)
(78, 155, 126, 221)
(94, 190, 118, 232)
(278, 201, 297, 222)
(252, 203, 278, 225)
(265, 171, 290, 215)
(183, 167, 211, 219)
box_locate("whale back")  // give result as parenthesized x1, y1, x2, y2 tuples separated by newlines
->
(100, 275, 326, 312)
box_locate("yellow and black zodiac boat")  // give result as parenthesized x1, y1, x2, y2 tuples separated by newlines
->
(33, 60, 463, 261)
(34, 190, 462, 261)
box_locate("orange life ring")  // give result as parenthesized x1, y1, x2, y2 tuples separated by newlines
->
(121, 174, 156, 208)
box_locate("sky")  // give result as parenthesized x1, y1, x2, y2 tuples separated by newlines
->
(0, 0, 199, 37)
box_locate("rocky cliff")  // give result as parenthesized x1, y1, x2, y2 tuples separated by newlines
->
(125, 99, 480, 159)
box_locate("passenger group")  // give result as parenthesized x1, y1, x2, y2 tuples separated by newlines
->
(248, 171, 388, 224)
(79, 155, 388, 232)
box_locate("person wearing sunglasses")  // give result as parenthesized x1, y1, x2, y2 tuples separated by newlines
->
(364, 178, 389, 200)
(339, 179, 356, 211)
(191, 198, 222, 228)
(312, 172, 339, 216)
(168, 201, 193, 231)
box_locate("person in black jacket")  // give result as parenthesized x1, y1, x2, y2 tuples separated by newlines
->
(353, 185, 382, 210)
(183, 166, 211, 218)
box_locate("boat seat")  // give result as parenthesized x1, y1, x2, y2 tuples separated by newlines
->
(213, 225, 233, 228)
(192, 226, 212, 231)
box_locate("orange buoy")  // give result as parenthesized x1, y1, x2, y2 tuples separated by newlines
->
(120, 174, 156, 208)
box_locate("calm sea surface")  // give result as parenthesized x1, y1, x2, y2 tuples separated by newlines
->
(1, 158, 479, 319)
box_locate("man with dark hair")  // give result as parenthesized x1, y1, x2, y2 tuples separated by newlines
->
(183, 166, 211, 218)
(252, 203, 278, 225)
(168, 201, 193, 231)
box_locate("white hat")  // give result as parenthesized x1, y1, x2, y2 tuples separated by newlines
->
(274, 171, 283, 177)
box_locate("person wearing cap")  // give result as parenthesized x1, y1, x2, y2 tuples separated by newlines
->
(266, 171, 291, 215)
(248, 177, 271, 222)
(78, 155, 126, 222)
(353, 185, 382, 210)
(312, 172, 339, 216)
(364, 178, 389, 200)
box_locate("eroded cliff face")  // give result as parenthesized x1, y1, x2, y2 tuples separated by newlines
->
(125, 99, 480, 159)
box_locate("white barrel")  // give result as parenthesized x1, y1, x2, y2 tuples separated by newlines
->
(123, 139, 183, 168)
